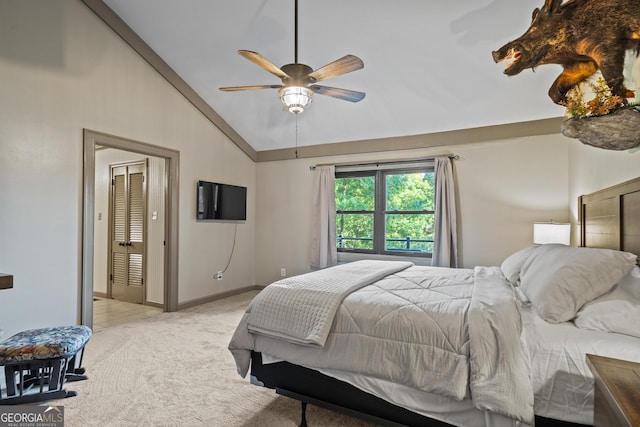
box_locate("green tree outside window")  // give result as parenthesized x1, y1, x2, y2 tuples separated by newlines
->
(336, 168, 434, 256)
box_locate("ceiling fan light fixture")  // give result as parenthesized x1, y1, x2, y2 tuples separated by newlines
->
(219, 0, 365, 113)
(280, 86, 313, 114)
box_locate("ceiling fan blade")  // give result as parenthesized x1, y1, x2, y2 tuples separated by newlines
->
(310, 85, 366, 102)
(308, 55, 364, 82)
(237, 50, 289, 80)
(219, 84, 282, 92)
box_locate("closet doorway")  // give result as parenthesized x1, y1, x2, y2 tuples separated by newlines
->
(82, 130, 179, 330)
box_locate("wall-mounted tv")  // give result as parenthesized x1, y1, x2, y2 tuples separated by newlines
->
(196, 180, 247, 221)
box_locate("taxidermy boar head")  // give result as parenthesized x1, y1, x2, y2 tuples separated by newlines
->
(492, 0, 640, 105)
(492, 0, 565, 76)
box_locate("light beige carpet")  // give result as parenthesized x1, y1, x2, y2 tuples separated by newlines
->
(51, 291, 374, 427)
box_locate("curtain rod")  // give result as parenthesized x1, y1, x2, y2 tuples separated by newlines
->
(309, 154, 459, 171)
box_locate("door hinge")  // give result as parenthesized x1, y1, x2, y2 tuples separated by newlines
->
(163, 240, 166, 246)
(141, 278, 144, 285)
(112, 178, 115, 185)
(109, 273, 113, 281)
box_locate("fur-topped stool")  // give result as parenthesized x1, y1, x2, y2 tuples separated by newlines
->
(0, 325, 91, 404)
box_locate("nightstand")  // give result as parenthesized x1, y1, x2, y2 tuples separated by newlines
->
(586, 354, 640, 427)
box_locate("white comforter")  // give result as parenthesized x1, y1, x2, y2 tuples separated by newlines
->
(228, 261, 534, 424)
(247, 260, 413, 347)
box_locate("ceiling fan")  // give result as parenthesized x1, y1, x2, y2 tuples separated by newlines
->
(219, 0, 365, 114)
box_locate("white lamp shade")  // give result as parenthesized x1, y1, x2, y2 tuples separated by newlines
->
(533, 222, 571, 245)
(279, 86, 313, 114)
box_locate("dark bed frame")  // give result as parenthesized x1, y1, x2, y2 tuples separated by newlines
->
(250, 352, 582, 427)
(250, 176, 640, 427)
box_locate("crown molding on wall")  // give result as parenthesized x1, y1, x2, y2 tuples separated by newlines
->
(81, 1, 565, 165)
(80, 0, 258, 162)
(256, 117, 566, 162)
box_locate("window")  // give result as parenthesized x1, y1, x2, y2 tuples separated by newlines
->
(335, 165, 435, 257)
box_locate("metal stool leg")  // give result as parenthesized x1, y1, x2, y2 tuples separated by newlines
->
(300, 401, 308, 427)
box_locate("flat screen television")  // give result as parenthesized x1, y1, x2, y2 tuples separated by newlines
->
(196, 180, 247, 221)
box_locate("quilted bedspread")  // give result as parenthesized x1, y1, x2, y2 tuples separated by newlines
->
(228, 261, 534, 424)
(246, 260, 413, 347)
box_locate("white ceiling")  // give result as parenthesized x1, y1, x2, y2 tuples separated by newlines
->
(102, 0, 566, 152)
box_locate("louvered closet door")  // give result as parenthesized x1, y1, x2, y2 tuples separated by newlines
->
(110, 162, 146, 304)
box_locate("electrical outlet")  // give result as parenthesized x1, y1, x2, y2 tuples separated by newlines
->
(280, 268, 286, 277)
(215, 271, 223, 280)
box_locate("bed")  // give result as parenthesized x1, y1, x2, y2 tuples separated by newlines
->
(228, 177, 640, 427)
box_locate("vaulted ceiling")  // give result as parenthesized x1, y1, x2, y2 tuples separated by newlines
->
(92, 0, 566, 157)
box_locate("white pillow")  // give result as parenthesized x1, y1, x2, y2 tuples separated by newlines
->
(500, 245, 540, 285)
(574, 269, 640, 338)
(618, 265, 640, 299)
(519, 244, 637, 323)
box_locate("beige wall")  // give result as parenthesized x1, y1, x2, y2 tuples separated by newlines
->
(568, 140, 640, 243)
(255, 134, 571, 285)
(454, 136, 571, 267)
(0, 0, 255, 338)
(252, 135, 640, 289)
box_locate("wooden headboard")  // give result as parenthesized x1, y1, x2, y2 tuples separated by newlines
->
(579, 176, 640, 258)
